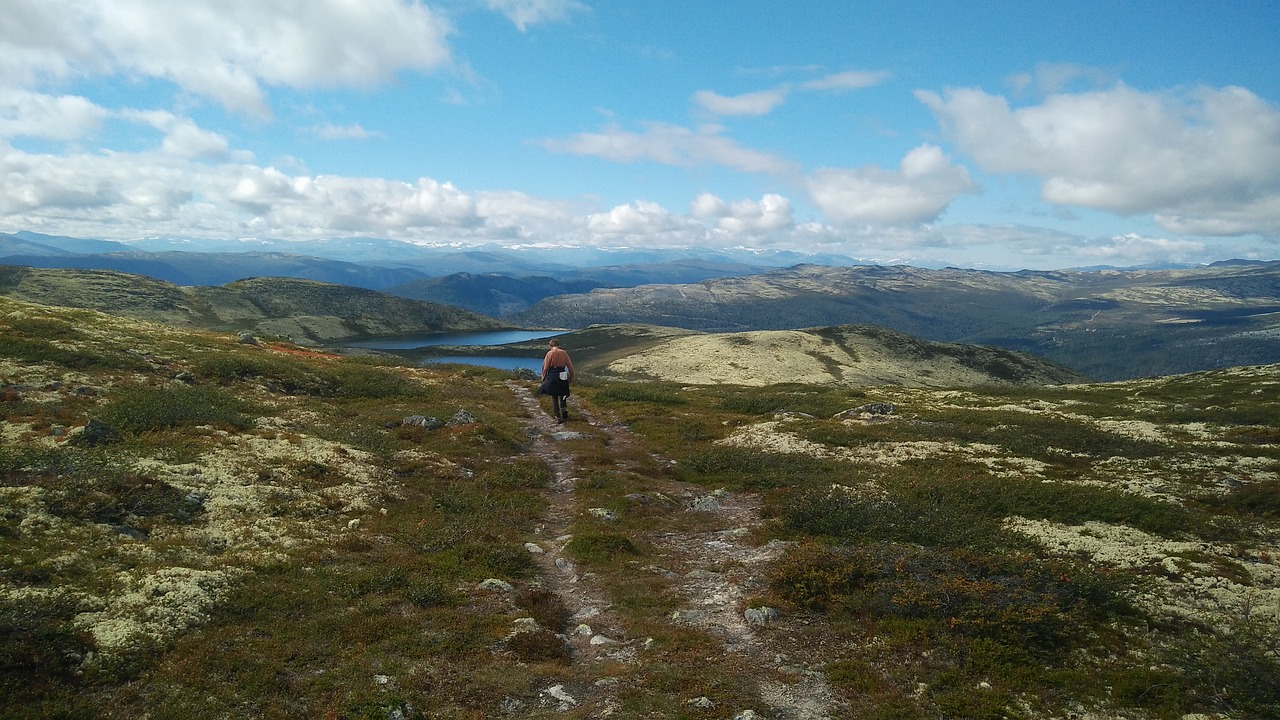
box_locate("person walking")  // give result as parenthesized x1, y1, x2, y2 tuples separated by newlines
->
(540, 338, 575, 424)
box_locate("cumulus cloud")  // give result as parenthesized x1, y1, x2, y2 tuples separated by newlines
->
(1069, 233, 1206, 263)
(0, 142, 487, 239)
(918, 83, 1280, 235)
(1, 134, 1243, 267)
(541, 122, 798, 174)
(0, 91, 108, 140)
(586, 200, 689, 235)
(690, 192, 793, 234)
(486, 0, 588, 31)
(118, 111, 232, 159)
(0, 0, 453, 116)
(807, 145, 979, 225)
(694, 89, 789, 117)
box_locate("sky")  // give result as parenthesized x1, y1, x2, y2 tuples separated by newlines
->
(2, 0, 1279, 270)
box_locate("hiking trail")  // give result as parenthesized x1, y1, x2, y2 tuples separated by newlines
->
(506, 381, 841, 718)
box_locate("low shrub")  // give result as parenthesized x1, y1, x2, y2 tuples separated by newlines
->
(96, 384, 255, 433)
(506, 628, 570, 663)
(782, 467, 1208, 548)
(1210, 481, 1280, 519)
(0, 595, 93, 701)
(592, 384, 686, 406)
(5, 317, 83, 339)
(0, 335, 131, 370)
(482, 459, 553, 490)
(565, 532, 639, 563)
(514, 587, 571, 632)
(405, 580, 458, 608)
(719, 386, 854, 418)
(683, 447, 854, 490)
(768, 542, 1131, 653)
(1163, 618, 1280, 716)
(324, 364, 423, 399)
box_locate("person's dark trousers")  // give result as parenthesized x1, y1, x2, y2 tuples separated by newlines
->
(552, 395, 568, 422)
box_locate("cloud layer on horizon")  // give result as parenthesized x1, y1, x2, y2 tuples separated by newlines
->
(0, 0, 1276, 269)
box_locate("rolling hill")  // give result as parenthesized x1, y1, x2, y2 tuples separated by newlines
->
(512, 261, 1280, 380)
(466, 323, 1085, 388)
(0, 265, 506, 344)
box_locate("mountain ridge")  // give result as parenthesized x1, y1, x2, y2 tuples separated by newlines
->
(0, 265, 506, 344)
(511, 261, 1280, 380)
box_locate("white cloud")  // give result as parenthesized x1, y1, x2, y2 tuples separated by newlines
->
(0, 0, 454, 116)
(690, 192, 792, 234)
(0, 138, 1256, 267)
(115, 110, 232, 159)
(693, 69, 887, 119)
(689, 192, 727, 219)
(1069, 233, 1206, 263)
(1004, 62, 1115, 97)
(160, 122, 231, 160)
(807, 145, 979, 225)
(918, 83, 1280, 236)
(800, 69, 891, 92)
(586, 200, 687, 235)
(486, 0, 588, 31)
(251, 175, 480, 232)
(309, 123, 385, 141)
(0, 142, 488, 239)
(694, 88, 789, 117)
(0, 146, 195, 219)
(541, 122, 798, 174)
(474, 190, 581, 240)
(0, 91, 108, 140)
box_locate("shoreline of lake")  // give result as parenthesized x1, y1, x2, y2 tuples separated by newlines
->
(344, 329, 565, 350)
(342, 328, 570, 372)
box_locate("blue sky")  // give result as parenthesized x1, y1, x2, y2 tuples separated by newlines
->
(2, 0, 1278, 269)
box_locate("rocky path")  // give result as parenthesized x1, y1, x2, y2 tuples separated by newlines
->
(505, 382, 841, 718)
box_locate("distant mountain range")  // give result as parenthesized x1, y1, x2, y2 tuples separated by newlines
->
(0, 230, 839, 293)
(510, 262, 1280, 381)
(3, 230, 1277, 380)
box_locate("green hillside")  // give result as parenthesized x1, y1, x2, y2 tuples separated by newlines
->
(0, 265, 508, 344)
(2, 295, 1278, 718)
(513, 262, 1280, 380)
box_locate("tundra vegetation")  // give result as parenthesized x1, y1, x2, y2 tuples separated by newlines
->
(1, 295, 1278, 719)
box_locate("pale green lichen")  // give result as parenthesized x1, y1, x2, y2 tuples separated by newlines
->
(1004, 517, 1280, 630)
(73, 566, 244, 653)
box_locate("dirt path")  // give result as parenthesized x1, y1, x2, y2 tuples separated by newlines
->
(506, 382, 841, 718)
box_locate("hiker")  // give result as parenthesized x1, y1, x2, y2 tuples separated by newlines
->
(540, 338, 574, 424)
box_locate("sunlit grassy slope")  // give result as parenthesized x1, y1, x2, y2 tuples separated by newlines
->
(2, 295, 1277, 719)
